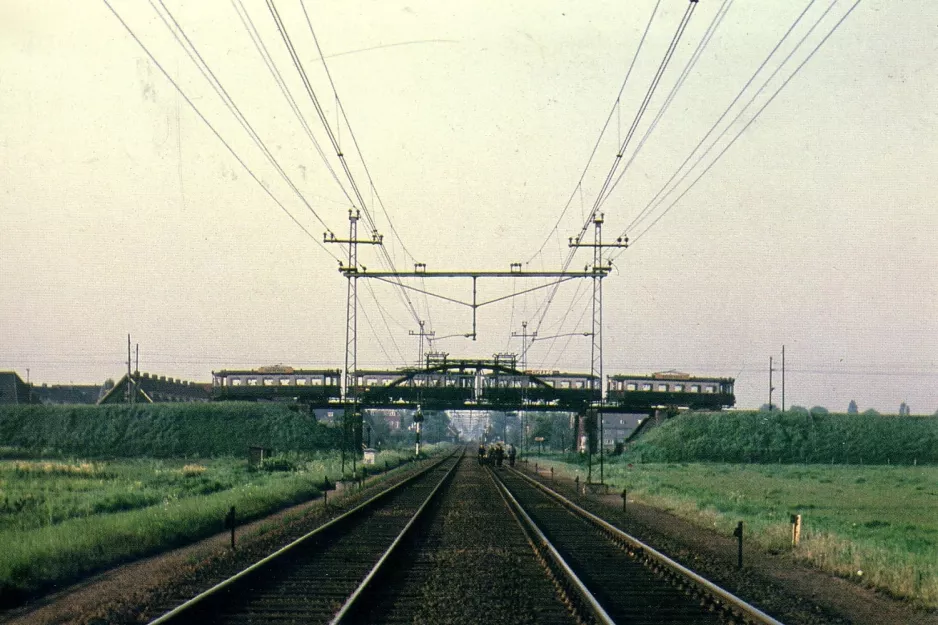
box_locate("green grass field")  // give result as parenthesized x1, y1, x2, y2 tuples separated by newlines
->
(533, 455, 938, 608)
(0, 449, 415, 606)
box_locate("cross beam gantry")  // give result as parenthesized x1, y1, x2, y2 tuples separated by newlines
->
(342, 262, 606, 340)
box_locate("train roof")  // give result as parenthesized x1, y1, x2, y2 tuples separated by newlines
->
(213, 368, 342, 376)
(609, 373, 735, 382)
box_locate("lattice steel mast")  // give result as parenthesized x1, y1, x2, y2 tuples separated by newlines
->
(569, 213, 627, 483)
(325, 209, 382, 471)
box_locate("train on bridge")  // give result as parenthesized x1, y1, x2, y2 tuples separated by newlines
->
(211, 364, 734, 411)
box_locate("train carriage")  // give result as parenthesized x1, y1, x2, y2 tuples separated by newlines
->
(212, 367, 342, 402)
(606, 371, 734, 410)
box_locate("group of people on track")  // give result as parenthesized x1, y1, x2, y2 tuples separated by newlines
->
(477, 442, 516, 467)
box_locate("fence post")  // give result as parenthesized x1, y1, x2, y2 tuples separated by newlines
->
(733, 521, 743, 569)
(622, 488, 627, 513)
(790, 514, 802, 547)
(224, 506, 236, 550)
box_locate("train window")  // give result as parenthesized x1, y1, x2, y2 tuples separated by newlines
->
(673, 384, 683, 392)
(641, 383, 652, 391)
(230, 378, 242, 386)
(560, 381, 570, 389)
(296, 378, 307, 386)
(279, 377, 292, 386)
(690, 385, 700, 393)
(657, 384, 668, 392)
(626, 383, 637, 391)
(544, 380, 554, 387)
(263, 378, 275, 386)
(247, 378, 259, 386)
(311, 378, 323, 386)
(705, 385, 715, 393)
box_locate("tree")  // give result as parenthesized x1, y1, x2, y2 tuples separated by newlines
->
(759, 403, 774, 412)
(809, 406, 829, 416)
(788, 405, 809, 416)
(899, 402, 910, 416)
(862, 408, 881, 417)
(848, 400, 858, 415)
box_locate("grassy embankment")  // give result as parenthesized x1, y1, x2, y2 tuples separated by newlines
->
(532, 410, 938, 608)
(0, 403, 426, 605)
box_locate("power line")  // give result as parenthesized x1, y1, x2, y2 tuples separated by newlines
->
(625, 0, 860, 247)
(231, 0, 357, 215)
(598, 0, 734, 210)
(619, 0, 823, 240)
(151, 0, 339, 237)
(100, 0, 342, 263)
(525, 0, 663, 265)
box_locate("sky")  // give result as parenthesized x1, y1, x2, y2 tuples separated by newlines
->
(1, 0, 936, 413)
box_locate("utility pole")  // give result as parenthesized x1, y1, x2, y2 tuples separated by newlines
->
(781, 345, 786, 413)
(127, 334, 134, 405)
(409, 320, 435, 368)
(325, 209, 383, 473)
(768, 356, 775, 411)
(569, 213, 627, 484)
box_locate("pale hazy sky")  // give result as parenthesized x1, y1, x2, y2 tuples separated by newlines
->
(1, 0, 936, 412)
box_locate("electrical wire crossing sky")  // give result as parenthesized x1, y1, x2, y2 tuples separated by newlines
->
(1, 0, 936, 413)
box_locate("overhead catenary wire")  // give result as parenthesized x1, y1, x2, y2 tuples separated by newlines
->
(598, 0, 734, 210)
(100, 0, 342, 264)
(622, 0, 860, 249)
(230, 0, 357, 214)
(524, 0, 663, 266)
(530, 1, 698, 340)
(618, 0, 823, 242)
(285, 0, 425, 329)
(150, 0, 340, 240)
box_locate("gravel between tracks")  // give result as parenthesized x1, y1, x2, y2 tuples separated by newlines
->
(356, 458, 575, 625)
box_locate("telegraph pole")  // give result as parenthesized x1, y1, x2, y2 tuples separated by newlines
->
(781, 345, 786, 412)
(127, 334, 134, 405)
(326, 209, 383, 472)
(768, 356, 775, 411)
(569, 213, 627, 484)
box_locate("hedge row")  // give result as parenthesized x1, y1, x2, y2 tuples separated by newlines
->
(630, 410, 938, 465)
(0, 403, 341, 457)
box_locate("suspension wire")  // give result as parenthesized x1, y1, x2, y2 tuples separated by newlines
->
(539, 283, 594, 369)
(531, 1, 696, 339)
(599, 0, 734, 209)
(299, 2, 426, 328)
(569, 0, 697, 257)
(231, 0, 355, 213)
(524, 0, 662, 265)
(150, 0, 340, 240)
(623, 0, 858, 248)
(358, 289, 398, 366)
(618, 0, 822, 241)
(300, 0, 416, 260)
(361, 280, 408, 363)
(530, 277, 588, 364)
(100, 0, 342, 263)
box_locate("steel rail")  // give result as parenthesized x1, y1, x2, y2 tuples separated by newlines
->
(507, 467, 787, 625)
(148, 451, 458, 625)
(488, 466, 615, 625)
(329, 452, 462, 624)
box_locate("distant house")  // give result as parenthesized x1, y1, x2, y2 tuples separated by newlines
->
(32, 384, 101, 405)
(97, 372, 210, 404)
(0, 371, 33, 404)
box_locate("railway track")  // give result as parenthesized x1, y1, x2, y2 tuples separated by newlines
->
(148, 451, 461, 625)
(492, 465, 786, 625)
(148, 449, 785, 624)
